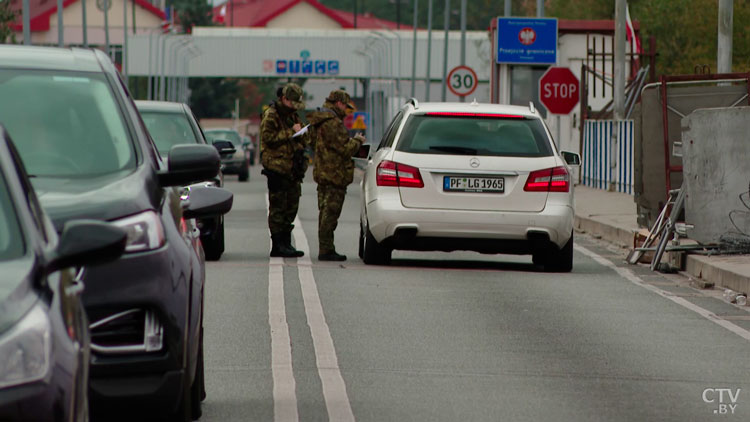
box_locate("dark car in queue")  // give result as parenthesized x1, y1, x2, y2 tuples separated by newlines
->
(0, 127, 127, 422)
(203, 128, 251, 181)
(0, 45, 233, 421)
(136, 100, 233, 261)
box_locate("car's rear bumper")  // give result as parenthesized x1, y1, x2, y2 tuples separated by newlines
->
(365, 194, 574, 251)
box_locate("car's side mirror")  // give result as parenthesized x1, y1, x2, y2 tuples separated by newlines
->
(212, 140, 236, 156)
(159, 144, 221, 187)
(46, 220, 127, 273)
(354, 143, 371, 159)
(561, 151, 581, 166)
(182, 186, 234, 219)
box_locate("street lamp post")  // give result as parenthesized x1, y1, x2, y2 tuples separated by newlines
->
(440, 0, 450, 101)
(411, 0, 418, 98)
(22, 0, 30, 45)
(57, 0, 64, 47)
(425, 0, 433, 101)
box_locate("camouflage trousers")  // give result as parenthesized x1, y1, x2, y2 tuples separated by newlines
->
(267, 176, 301, 236)
(317, 184, 347, 254)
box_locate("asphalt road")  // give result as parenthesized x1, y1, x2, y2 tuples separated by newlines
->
(199, 165, 750, 422)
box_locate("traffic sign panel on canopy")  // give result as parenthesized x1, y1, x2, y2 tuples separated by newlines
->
(538, 67, 580, 115)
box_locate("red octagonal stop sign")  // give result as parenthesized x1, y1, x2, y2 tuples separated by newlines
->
(538, 67, 580, 115)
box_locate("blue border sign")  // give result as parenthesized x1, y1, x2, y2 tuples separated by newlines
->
(496, 17, 557, 65)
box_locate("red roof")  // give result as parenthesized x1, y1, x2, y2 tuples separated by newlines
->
(330, 9, 412, 30)
(212, 0, 409, 29)
(10, 0, 166, 32)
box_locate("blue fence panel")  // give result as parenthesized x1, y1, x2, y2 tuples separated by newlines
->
(582, 119, 634, 194)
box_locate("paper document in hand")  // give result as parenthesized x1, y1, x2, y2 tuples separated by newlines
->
(292, 124, 310, 138)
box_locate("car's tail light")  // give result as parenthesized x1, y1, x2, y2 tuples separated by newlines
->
(376, 160, 424, 188)
(524, 166, 570, 192)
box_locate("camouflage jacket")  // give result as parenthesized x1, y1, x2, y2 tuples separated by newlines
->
(260, 101, 308, 177)
(307, 102, 361, 187)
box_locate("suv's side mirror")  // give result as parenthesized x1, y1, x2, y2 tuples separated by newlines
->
(46, 220, 127, 273)
(354, 143, 371, 159)
(182, 186, 234, 219)
(212, 140, 236, 156)
(159, 144, 220, 187)
(561, 151, 581, 166)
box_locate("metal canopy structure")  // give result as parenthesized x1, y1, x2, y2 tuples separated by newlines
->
(126, 27, 492, 140)
(127, 27, 490, 80)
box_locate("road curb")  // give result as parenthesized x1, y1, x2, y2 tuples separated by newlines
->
(574, 215, 636, 249)
(685, 255, 750, 295)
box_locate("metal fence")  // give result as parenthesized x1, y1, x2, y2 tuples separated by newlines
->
(582, 119, 634, 194)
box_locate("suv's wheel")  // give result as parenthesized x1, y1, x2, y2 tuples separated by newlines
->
(190, 327, 205, 418)
(238, 161, 250, 182)
(203, 219, 225, 261)
(170, 357, 193, 422)
(543, 231, 573, 273)
(362, 223, 391, 265)
(358, 225, 365, 259)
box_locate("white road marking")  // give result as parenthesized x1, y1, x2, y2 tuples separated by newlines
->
(575, 245, 750, 342)
(293, 216, 356, 422)
(266, 197, 299, 422)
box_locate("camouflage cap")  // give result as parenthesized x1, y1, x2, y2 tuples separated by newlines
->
(327, 90, 354, 109)
(281, 83, 305, 110)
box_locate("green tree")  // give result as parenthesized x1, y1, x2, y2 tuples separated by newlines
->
(188, 77, 240, 118)
(170, 0, 215, 34)
(166, 0, 240, 118)
(0, 0, 18, 44)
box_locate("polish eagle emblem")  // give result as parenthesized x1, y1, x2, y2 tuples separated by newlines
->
(518, 28, 536, 45)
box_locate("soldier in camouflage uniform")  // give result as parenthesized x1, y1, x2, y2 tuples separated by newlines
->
(307, 90, 365, 261)
(260, 83, 309, 258)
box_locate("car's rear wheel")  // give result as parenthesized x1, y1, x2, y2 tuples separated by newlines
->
(238, 161, 249, 182)
(362, 222, 391, 265)
(542, 231, 574, 273)
(203, 219, 225, 261)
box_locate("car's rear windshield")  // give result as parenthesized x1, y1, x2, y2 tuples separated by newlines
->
(396, 114, 554, 157)
(0, 70, 136, 178)
(0, 173, 24, 261)
(140, 111, 200, 157)
(204, 130, 241, 145)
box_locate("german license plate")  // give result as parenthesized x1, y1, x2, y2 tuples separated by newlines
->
(443, 176, 504, 193)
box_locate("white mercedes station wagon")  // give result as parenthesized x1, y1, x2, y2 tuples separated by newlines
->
(358, 100, 581, 272)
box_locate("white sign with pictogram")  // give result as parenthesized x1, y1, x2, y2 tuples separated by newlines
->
(446, 65, 478, 97)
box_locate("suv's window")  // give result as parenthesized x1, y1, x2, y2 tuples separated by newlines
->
(0, 173, 24, 261)
(0, 70, 136, 177)
(140, 111, 200, 156)
(204, 130, 241, 146)
(396, 114, 554, 157)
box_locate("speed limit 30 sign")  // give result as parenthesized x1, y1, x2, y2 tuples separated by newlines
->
(447, 65, 478, 97)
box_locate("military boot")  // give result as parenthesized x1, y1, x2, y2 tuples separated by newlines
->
(318, 250, 347, 261)
(282, 231, 304, 257)
(270, 233, 302, 258)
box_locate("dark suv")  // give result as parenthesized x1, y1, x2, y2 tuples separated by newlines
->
(0, 127, 126, 422)
(0, 45, 233, 421)
(136, 100, 230, 261)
